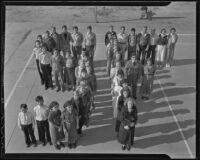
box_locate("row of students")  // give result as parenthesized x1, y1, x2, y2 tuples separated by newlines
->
(104, 25, 178, 76)
(110, 57, 155, 150)
(18, 91, 95, 150)
(33, 25, 96, 90)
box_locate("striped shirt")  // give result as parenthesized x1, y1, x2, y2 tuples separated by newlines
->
(18, 111, 35, 128)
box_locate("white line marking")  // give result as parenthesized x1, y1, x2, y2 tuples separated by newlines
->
(155, 73, 194, 158)
(5, 53, 34, 108)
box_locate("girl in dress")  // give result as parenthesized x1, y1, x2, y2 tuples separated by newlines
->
(140, 58, 156, 100)
(118, 98, 138, 151)
(156, 28, 168, 69)
(48, 101, 65, 150)
(62, 100, 79, 149)
(166, 28, 178, 68)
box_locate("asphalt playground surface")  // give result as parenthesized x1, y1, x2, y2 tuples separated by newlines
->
(4, 6, 196, 158)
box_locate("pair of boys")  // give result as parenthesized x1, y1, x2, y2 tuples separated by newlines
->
(18, 96, 52, 147)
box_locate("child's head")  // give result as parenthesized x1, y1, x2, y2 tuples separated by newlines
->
(62, 25, 67, 32)
(35, 40, 40, 48)
(37, 35, 43, 42)
(117, 69, 124, 80)
(109, 25, 114, 32)
(35, 96, 44, 105)
(127, 98, 135, 112)
(49, 101, 59, 111)
(64, 100, 73, 112)
(51, 26, 56, 33)
(20, 104, 28, 113)
(122, 79, 128, 87)
(87, 25, 92, 33)
(41, 45, 47, 52)
(115, 53, 121, 61)
(131, 28, 136, 34)
(122, 88, 130, 98)
(53, 48, 59, 56)
(150, 28, 156, 35)
(170, 27, 176, 34)
(73, 26, 78, 33)
(120, 26, 125, 33)
(161, 28, 166, 35)
(81, 68, 87, 77)
(81, 50, 87, 57)
(115, 61, 121, 69)
(44, 30, 50, 38)
(142, 26, 148, 33)
(52, 32, 58, 39)
(85, 60, 91, 67)
(131, 55, 137, 63)
(80, 80, 86, 87)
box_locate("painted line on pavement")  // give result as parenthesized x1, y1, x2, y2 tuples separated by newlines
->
(155, 73, 194, 158)
(5, 52, 34, 108)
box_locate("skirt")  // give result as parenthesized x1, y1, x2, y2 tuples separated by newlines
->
(156, 45, 167, 62)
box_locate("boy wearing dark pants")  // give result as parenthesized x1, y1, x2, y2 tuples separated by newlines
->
(39, 45, 53, 90)
(128, 28, 137, 61)
(33, 96, 52, 146)
(18, 104, 37, 148)
(71, 26, 83, 63)
(147, 28, 158, 65)
(64, 51, 77, 91)
(137, 26, 150, 65)
(51, 49, 65, 92)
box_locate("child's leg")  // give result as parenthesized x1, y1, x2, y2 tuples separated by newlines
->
(22, 125, 31, 146)
(28, 124, 37, 144)
(43, 120, 52, 143)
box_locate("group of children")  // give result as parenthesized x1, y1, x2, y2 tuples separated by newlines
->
(18, 92, 95, 150)
(33, 25, 96, 92)
(105, 25, 178, 150)
(20, 24, 178, 151)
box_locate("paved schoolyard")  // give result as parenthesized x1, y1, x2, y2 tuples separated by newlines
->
(4, 4, 196, 158)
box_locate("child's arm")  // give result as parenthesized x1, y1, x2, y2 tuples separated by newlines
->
(17, 114, 22, 130)
(31, 112, 35, 129)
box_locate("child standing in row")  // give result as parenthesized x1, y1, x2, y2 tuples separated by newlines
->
(48, 101, 65, 150)
(18, 104, 37, 148)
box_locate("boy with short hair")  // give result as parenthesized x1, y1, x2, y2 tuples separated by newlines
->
(18, 104, 37, 148)
(64, 51, 77, 91)
(33, 96, 52, 146)
(51, 48, 65, 92)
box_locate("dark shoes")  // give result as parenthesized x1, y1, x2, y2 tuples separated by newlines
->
(55, 144, 61, 150)
(42, 141, 46, 146)
(45, 86, 49, 90)
(122, 145, 126, 150)
(68, 143, 72, 149)
(60, 142, 65, 148)
(33, 142, 37, 147)
(56, 87, 60, 92)
(26, 144, 31, 148)
(126, 145, 131, 151)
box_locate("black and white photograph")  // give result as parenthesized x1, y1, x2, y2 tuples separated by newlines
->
(2, 1, 197, 159)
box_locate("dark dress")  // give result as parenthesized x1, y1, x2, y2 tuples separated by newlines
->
(62, 108, 78, 144)
(118, 105, 138, 146)
(71, 97, 86, 134)
(48, 109, 65, 146)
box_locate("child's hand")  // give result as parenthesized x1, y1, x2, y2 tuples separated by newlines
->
(124, 125, 129, 130)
